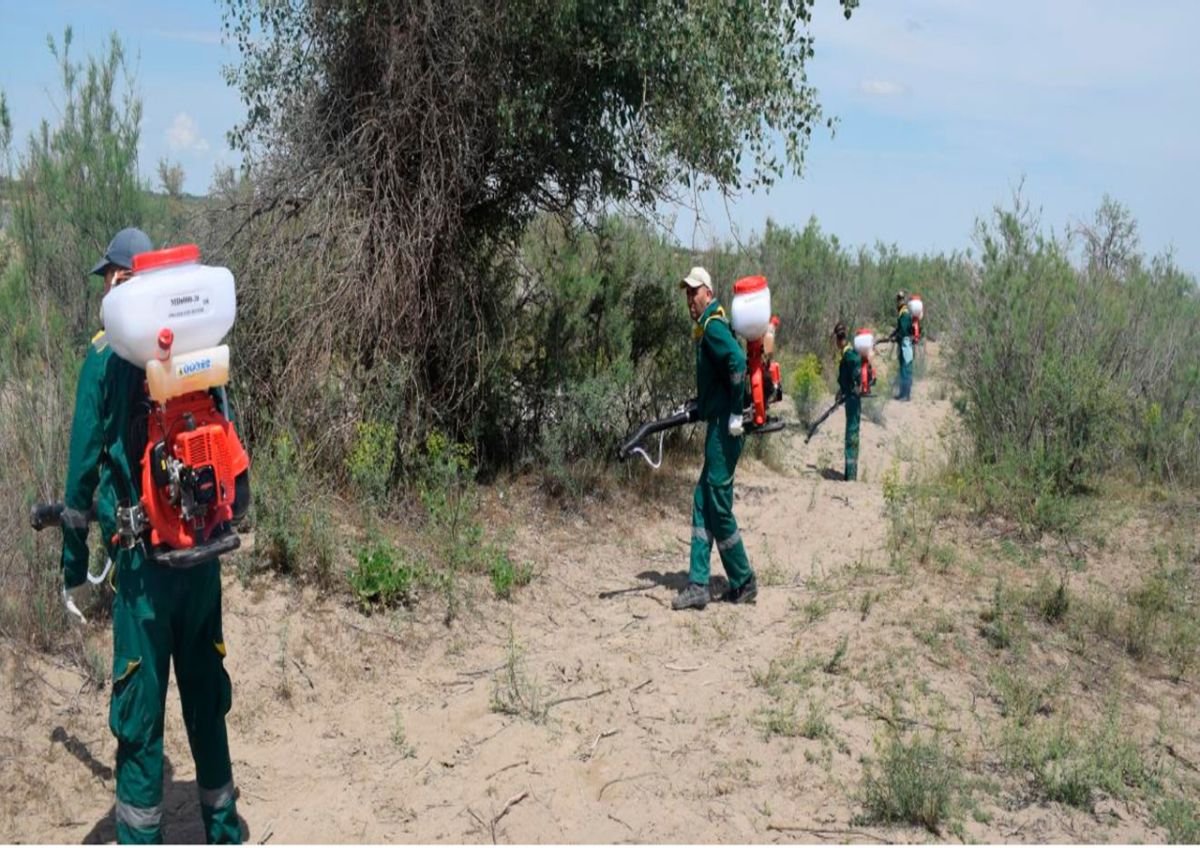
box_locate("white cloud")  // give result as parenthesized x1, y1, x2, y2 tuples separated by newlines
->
(859, 79, 907, 97)
(166, 113, 210, 153)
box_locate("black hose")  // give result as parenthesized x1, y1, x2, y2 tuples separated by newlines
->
(617, 401, 699, 460)
(804, 398, 845, 443)
(30, 502, 64, 530)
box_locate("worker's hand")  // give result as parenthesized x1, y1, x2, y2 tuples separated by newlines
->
(728, 413, 745, 438)
(835, 391, 844, 404)
(63, 584, 88, 625)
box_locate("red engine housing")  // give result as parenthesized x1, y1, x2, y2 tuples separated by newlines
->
(745, 321, 784, 427)
(856, 327, 877, 396)
(141, 391, 249, 549)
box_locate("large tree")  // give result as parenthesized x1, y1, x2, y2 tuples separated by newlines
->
(216, 0, 857, 460)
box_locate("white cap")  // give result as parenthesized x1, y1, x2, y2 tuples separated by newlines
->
(680, 266, 713, 292)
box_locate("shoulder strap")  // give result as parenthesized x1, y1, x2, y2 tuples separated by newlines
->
(701, 305, 727, 332)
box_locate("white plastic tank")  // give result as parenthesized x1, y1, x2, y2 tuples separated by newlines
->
(853, 329, 874, 358)
(101, 245, 236, 367)
(146, 345, 231, 402)
(908, 295, 924, 319)
(730, 275, 771, 340)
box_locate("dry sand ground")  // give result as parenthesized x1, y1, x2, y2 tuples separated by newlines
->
(3, 342, 1196, 843)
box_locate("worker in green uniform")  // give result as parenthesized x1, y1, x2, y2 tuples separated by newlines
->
(834, 322, 862, 481)
(62, 228, 242, 844)
(672, 266, 758, 611)
(888, 291, 915, 401)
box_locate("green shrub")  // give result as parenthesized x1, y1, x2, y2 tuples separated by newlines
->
(789, 352, 825, 425)
(347, 420, 397, 505)
(944, 195, 1200, 519)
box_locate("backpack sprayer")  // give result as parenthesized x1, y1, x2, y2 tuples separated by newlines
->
(618, 276, 785, 469)
(31, 245, 250, 569)
(878, 293, 925, 347)
(805, 327, 878, 443)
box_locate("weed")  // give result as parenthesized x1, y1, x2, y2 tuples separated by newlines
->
(758, 703, 801, 739)
(391, 710, 417, 758)
(979, 580, 1023, 651)
(1029, 573, 1069, 624)
(758, 540, 788, 587)
(276, 621, 292, 702)
(348, 537, 419, 612)
(1156, 796, 1200, 844)
(1001, 704, 1151, 811)
(930, 544, 957, 575)
(84, 642, 108, 689)
(347, 419, 397, 505)
(859, 591, 875, 621)
(488, 548, 533, 600)
(490, 631, 546, 723)
(801, 699, 835, 741)
(790, 353, 825, 425)
(860, 733, 958, 833)
(989, 666, 1054, 726)
(917, 613, 956, 650)
(823, 635, 849, 675)
(802, 598, 830, 624)
(752, 650, 817, 700)
(252, 433, 340, 587)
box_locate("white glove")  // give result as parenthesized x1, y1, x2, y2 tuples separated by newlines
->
(63, 584, 88, 625)
(728, 412, 745, 438)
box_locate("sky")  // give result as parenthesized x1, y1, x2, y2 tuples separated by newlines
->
(2, 1, 1197, 274)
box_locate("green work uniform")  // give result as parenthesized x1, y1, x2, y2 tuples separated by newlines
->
(895, 306, 914, 400)
(62, 332, 240, 845)
(837, 343, 862, 481)
(688, 301, 755, 590)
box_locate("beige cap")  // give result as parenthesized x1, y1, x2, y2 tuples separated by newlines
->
(680, 266, 713, 292)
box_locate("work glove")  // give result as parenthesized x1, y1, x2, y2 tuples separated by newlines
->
(63, 583, 88, 625)
(835, 391, 845, 404)
(728, 412, 745, 438)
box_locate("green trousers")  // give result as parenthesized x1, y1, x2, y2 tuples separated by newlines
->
(844, 395, 861, 481)
(110, 553, 240, 844)
(898, 339, 914, 400)
(689, 420, 755, 589)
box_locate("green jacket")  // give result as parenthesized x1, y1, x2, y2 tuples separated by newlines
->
(895, 306, 914, 344)
(694, 300, 747, 421)
(61, 331, 147, 589)
(838, 343, 862, 398)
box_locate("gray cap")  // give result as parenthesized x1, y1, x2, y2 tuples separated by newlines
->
(90, 227, 153, 276)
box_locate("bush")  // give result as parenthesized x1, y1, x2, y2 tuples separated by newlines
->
(944, 194, 1200, 526)
(251, 433, 338, 586)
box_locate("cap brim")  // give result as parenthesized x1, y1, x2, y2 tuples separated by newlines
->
(90, 258, 111, 276)
(681, 277, 708, 289)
